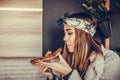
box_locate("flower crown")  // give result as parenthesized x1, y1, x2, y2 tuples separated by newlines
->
(57, 13, 96, 36)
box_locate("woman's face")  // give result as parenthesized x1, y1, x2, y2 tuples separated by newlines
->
(63, 24, 75, 53)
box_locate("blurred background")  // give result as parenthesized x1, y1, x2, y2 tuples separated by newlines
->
(43, 0, 120, 55)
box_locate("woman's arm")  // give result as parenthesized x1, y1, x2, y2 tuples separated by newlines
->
(104, 38, 110, 49)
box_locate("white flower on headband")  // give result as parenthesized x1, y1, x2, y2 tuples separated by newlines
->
(64, 18, 96, 36)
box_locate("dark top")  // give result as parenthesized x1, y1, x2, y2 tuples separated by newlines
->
(94, 20, 112, 44)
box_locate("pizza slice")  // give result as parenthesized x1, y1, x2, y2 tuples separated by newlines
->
(30, 48, 62, 65)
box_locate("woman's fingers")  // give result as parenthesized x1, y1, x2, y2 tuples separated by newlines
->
(38, 64, 48, 73)
(39, 61, 72, 75)
(41, 72, 53, 80)
(43, 67, 48, 72)
(40, 62, 59, 69)
(38, 66, 43, 73)
(39, 61, 51, 66)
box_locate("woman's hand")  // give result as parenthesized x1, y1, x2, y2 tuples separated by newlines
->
(37, 64, 53, 80)
(40, 53, 72, 76)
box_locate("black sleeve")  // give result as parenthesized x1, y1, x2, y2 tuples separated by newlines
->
(63, 70, 73, 80)
(46, 74, 56, 80)
(98, 20, 112, 38)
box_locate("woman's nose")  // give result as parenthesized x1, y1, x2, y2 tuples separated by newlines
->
(63, 35, 68, 41)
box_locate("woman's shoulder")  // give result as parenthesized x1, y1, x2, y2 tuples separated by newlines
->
(100, 46, 120, 80)
(101, 45, 120, 62)
(101, 45, 119, 57)
(89, 51, 103, 63)
(85, 52, 104, 80)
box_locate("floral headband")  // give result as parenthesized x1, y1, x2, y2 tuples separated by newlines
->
(57, 12, 96, 36)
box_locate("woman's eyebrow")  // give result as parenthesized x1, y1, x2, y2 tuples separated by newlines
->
(66, 29, 72, 31)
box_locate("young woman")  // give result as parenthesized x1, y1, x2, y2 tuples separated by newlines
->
(37, 12, 120, 80)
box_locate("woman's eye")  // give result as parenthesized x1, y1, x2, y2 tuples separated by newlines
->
(68, 33, 73, 35)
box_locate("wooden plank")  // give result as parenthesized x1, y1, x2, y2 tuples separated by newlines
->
(0, 35, 42, 57)
(0, 35, 42, 45)
(0, 11, 42, 25)
(0, 58, 46, 80)
(0, 0, 42, 8)
(0, 11, 42, 57)
(0, 11, 42, 35)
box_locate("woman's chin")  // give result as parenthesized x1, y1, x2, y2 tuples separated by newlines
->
(68, 48, 74, 53)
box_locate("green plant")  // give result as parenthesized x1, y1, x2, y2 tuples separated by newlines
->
(82, 0, 110, 23)
(112, 48, 120, 56)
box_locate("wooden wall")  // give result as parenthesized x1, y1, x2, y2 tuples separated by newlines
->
(0, 57, 46, 80)
(0, 0, 42, 57)
(0, 0, 45, 80)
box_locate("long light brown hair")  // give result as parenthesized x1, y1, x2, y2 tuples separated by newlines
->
(62, 13, 103, 78)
